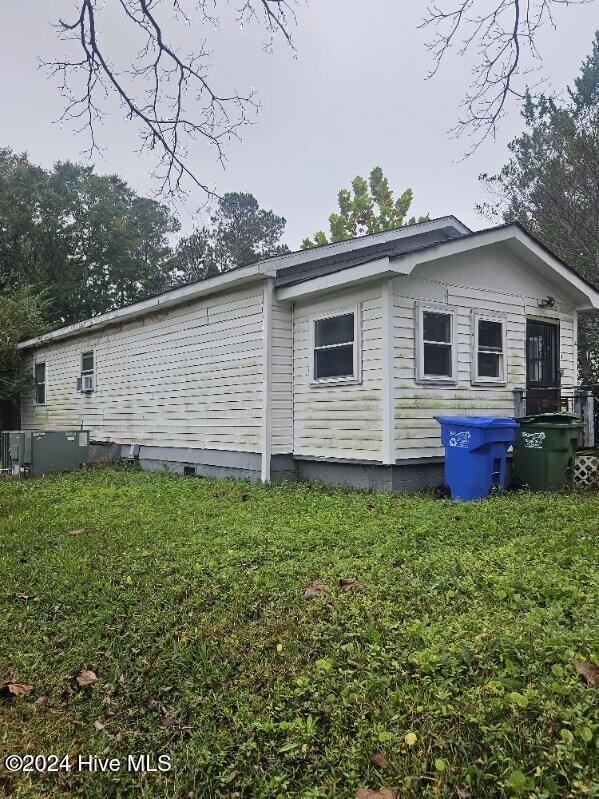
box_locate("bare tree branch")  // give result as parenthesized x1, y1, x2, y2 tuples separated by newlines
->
(44, 0, 295, 196)
(420, 0, 596, 153)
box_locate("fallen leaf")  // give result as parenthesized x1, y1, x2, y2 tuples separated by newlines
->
(76, 669, 98, 688)
(67, 528, 86, 536)
(456, 788, 471, 799)
(93, 720, 105, 732)
(303, 580, 329, 599)
(370, 753, 390, 769)
(240, 492, 250, 502)
(1, 682, 33, 698)
(340, 578, 365, 592)
(355, 789, 396, 799)
(404, 732, 417, 746)
(160, 708, 180, 728)
(575, 661, 599, 686)
(226, 770, 242, 784)
(34, 695, 48, 708)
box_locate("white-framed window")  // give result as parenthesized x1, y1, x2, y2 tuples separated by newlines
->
(472, 312, 507, 384)
(415, 303, 457, 383)
(34, 362, 46, 405)
(78, 350, 95, 393)
(310, 307, 361, 385)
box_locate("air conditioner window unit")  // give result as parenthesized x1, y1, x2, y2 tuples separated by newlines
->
(82, 374, 95, 393)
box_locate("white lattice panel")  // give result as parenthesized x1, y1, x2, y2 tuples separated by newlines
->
(574, 454, 599, 488)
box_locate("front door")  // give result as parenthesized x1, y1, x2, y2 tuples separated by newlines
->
(526, 319, 560, 414)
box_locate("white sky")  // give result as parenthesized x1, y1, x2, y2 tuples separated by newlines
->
(0, 1, 597, 249)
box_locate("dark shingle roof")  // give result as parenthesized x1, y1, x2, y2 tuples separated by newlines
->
(275, 226, 465, 288)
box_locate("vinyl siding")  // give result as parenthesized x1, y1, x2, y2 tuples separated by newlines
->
(292, 285, 383, 460)
(21, 284, 265, 451)
(392, 250, 577, 459)
(270, 297, 293, 455)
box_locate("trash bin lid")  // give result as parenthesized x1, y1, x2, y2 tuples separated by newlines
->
(518, 412, 582, 425)
(434, 415, 519, 428)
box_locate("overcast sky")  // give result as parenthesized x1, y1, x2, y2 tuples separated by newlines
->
(0, 1, 597, 249)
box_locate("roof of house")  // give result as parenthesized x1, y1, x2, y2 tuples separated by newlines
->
(17, 216, 599, 350)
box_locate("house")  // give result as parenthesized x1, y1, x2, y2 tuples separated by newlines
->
(17, 217, 599, 490)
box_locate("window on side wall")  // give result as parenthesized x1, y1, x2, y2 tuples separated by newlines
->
(34, 362, 46, 405)
(416, 305, 456, 383)
(79, 351, 95, 393)
(311, 309, 360, 385)
(472, 313, 506, 384)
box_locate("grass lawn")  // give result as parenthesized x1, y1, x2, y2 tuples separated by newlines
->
(0, 466, 598, 798)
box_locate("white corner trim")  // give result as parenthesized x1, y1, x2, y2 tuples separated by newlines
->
(381, 279, 395, 465)
(261, 278, 274, 483)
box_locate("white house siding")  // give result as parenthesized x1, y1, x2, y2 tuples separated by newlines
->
(392, 247, 577, 460)
(292, 284, 384, 461)
(270, 297, 293, 455)
(21, 283, 266, 452)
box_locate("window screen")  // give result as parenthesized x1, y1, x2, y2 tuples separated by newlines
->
(313, 312, 355, 380)
(477, 319, 503, 379)
(34, 362, 46, 405)
(422, 311, 452, 377)
(82, 351, 94, 373)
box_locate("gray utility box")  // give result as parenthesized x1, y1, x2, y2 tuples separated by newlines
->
(3, 430, 89, 478)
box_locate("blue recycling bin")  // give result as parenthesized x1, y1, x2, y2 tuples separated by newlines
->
(435, 416, 520, 500)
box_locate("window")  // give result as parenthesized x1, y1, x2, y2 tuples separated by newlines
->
(82, 351, 94, 375)
(473, 314, 506, 383)
(311, 309, 360, 384)
(34, 362, 46, 405)
(79, 351, 95, 393)
(416, 305, 456, 382)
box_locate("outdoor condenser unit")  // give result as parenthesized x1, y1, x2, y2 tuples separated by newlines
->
(0, 430, 89, 478)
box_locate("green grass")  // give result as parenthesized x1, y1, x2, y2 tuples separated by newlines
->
(0, 466, 598, 798)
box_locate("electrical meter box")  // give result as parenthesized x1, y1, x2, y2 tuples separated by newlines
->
(1, 430, 89, 478)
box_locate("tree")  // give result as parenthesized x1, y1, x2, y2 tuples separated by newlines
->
(46, 1, 295, 195)
(479, 31, 599, 381)
(301, 167, 428, 249)
(0, 149, 180, 325)
(421, 0, 597, 151)
(171, 192, 288, 284)
(0, 287, 48, 429)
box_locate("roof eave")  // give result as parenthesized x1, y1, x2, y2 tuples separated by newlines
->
(275, 225, 599, 310)
(18, 263, 269, 350)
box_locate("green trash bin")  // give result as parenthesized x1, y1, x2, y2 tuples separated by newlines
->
(512, 412, 583, 491)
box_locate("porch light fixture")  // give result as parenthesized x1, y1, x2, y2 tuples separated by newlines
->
(537, 296, 556, 309)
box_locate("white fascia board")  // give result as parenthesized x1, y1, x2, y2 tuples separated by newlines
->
(18, 264, 269, 350)
(264, 216, 470, 272)
(275, 257, 394, 301)
(17, 216, 471, 351)
(510, 228, 599, 310)
(391, 225, 599, 310)
(275, 225, 599, 310)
